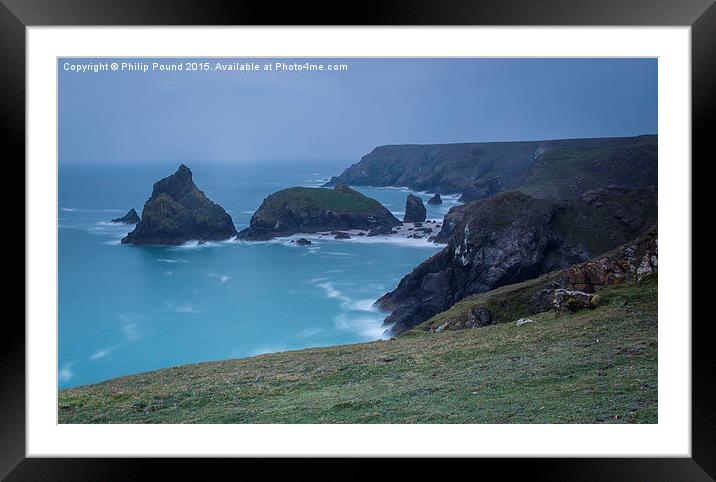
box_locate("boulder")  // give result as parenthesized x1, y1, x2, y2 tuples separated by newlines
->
(552, 289, 600, 312)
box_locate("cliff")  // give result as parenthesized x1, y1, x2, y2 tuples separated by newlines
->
(121, 164, 237, 245)
(376, 185, 657, 335)
(236, 184, 401, 241)
(419, 225, 657, 333)
(325, 135, 657, 202)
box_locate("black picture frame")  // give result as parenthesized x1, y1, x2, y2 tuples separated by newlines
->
(3, 0, 711, 478)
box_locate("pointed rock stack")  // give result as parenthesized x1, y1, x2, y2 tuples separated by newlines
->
(122, 164, 237, 245)
(111, 208, 140, 224)
(403, 194, 426, 223)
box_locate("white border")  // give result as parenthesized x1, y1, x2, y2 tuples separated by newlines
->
(27, 27, 691, 457)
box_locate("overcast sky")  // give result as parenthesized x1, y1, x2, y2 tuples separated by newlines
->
(59, 57, 657, 164)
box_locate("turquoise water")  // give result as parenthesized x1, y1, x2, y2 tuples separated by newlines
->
(58, 161, 459, 388)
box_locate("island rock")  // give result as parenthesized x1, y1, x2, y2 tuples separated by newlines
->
(237, 184, 401, 241)
(121, 164, 237, 245)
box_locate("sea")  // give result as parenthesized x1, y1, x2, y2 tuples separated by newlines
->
(58, 161, 460, 388)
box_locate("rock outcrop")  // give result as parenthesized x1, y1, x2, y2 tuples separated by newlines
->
(237, 184, 401, 241)
(111, 208, 140, 224)
(427, 194, 443, 205)
(403, 194, 426, 223)
(121, 165, 237, 245)
(325, 135, 657, 202)
(376, 186, 657, 335)
(420, 224, 658, 334)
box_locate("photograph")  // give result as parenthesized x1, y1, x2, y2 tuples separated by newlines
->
(56, 57, 660, 424)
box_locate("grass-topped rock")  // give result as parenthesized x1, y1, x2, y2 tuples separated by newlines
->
(237, 183, 401, 241)
(122, 164, 237, 245)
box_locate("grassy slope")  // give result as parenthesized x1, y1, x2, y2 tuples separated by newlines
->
(59, 276, 657, 424)
(418, 271, 565, 332)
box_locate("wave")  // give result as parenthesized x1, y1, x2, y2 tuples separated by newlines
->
(170, 239, 236, 250)
(209, 273, 231, 283)
(60, 207, 125, 213)
(313, 281, 389, 340)
(316, 281, 378, 312)
(277, 232, 441, 249)
(334, 313, 389, 340)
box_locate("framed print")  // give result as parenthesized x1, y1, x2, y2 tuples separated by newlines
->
(4, 0, 713, 478)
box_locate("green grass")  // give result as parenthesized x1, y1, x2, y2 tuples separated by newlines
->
(417, 271, 564, 332)
(59, 277, 657, 424)
(262, 187, 381, 214)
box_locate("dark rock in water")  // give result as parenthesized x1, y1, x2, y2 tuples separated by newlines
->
(111, 208, 140, 224)
(237, 184, 400, 241)
(403, 194, 426, 223)
(377, 185, 657, 335)
(324, 135, 657, 203)
(121, 164, 237, 245)
(294, 238, 312, 246)
(357, 232, 366, 236)
(333, 232, 351, 240)
(427, 193, 443, 205)
(367, 225, 396, 237)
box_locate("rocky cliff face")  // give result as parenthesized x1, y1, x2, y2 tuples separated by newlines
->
(376, 185, 657, 335)
(403, 194, 426, 223)
(325, 135, 657, 202)
(122, 165, 237, 245)
(111, 208, 140, 224)
(237, 184, 401, 241)
(422, 224, 658, 333)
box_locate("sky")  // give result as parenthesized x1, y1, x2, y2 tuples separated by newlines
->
(58, 58, 657, 164)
